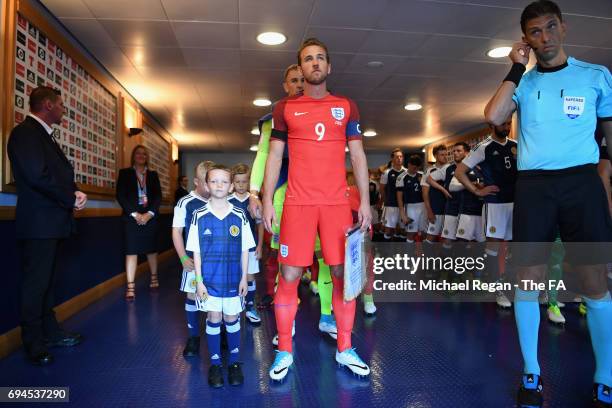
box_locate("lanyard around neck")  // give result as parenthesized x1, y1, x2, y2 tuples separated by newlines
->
(135, 168, 147, 190)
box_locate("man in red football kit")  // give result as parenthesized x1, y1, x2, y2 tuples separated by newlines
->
(263, 38, 372, 381)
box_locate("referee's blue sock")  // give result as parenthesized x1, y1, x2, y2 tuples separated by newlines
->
(584, 292, 612, 386)
(246, 281, 256, 310)
(514, 288, 541, 376)
(206, 321, 222, 366)
(225, 319, 241, 364)
(185, 298, 199, 337)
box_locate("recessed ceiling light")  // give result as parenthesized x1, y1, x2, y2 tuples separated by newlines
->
(366, 61, 384, 69)
(363, 130, 377, 137)
(487, 46, 512, 58)
(250, 144, 258, 152)
(175, 113, 184, 127)
(251, 127, 260, 135)
(253, 98, 272, 107)
(133, 50, 144, 66)
(404, 103, 422, 111)
(257, 32, 287, 46)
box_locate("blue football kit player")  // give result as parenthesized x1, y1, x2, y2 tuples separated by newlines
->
(186, 165, 255, 388)
(171, 161, 212, 357)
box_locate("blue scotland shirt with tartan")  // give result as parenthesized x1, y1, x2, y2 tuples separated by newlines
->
(186, 203, 255, 298)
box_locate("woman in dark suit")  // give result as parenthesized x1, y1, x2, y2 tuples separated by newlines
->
(116, 145, 162, 300)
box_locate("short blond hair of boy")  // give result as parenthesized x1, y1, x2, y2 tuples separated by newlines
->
(231, 163, 250, 180)
(194, 160, 215, 180)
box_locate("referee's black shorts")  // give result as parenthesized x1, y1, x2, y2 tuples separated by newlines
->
(513, 164, 612, 266)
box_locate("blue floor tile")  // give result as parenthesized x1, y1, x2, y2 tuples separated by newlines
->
(0, 259, 597, 407)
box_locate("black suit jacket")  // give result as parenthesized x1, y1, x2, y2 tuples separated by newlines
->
(7, 116, 76, 239)
(116, 168, 162, 219)
(174, 186, 189, 205)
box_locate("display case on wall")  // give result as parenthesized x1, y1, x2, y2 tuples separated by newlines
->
(1, 0, 177, 201)
(1, 1, 125, 197)
(142, 121, 172, 203)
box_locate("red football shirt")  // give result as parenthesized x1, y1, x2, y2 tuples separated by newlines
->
(271, 93, 362, 206)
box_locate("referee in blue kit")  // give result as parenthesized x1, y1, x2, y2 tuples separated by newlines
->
(484, 1, 612, 407)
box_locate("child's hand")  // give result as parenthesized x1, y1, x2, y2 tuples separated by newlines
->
(238, 278, 248, 297)
(182, 257, 195, 271)
(196, 282, 208, 302)
(255, 245, 262, 260)
(401, 212, 414, 225)
(427, 210, 436, 224)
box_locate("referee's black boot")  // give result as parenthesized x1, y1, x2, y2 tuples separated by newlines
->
(517, 374, 543, 407)
(182, 336, 200, 357)
(593, 383, 612, 408)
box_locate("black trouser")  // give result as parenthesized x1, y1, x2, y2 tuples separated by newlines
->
(19, 239, 62, 354)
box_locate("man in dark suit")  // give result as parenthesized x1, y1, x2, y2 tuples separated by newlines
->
(174, 175, 189, 205)
(8, 86, 87, 365)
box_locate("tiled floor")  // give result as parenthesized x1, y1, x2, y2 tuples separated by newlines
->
(0, 259, 597, 407)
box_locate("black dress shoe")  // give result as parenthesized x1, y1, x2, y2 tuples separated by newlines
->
(182, 336, 200, 357)
(28, 351, 54, 366)
(227, 362, 244, 386)
(45, 332, 83, 348)
(208, 365, 224, 388)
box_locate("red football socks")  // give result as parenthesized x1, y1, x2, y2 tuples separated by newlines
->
(331, 274, 356, 352)
(264, 249, 279, 297)
(274, 275, 300, 352)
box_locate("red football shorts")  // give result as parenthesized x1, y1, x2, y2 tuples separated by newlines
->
(279, 204, 353, 267)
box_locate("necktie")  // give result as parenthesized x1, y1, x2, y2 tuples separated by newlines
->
(49, 131, 70, 164)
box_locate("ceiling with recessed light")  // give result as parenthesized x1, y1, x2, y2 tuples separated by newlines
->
(41, 0, 612, 152)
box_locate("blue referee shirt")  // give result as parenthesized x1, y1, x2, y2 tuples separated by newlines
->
(512, 57, 612, 170)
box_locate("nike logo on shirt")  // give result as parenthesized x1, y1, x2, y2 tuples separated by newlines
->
(294, 112, 308, 116)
